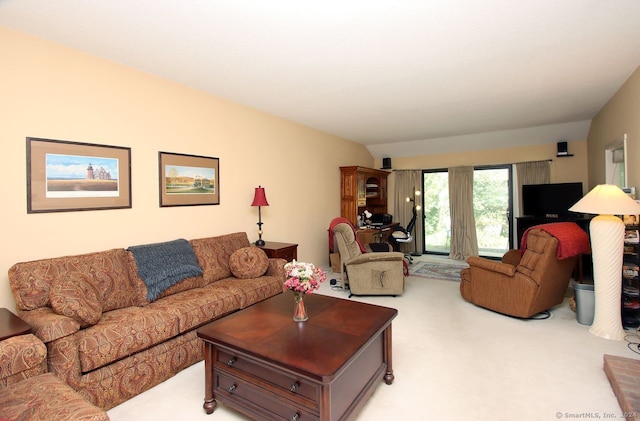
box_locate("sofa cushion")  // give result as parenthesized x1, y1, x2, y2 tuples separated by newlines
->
(209, 276, 284, 309)
(127, 239, 203, 302)
(127, 252, 204, 304)
(0, 395, 29, 421)
(50, 272, 102, 328)
(147, 285, 241, 333)
(9, 248, 144, 312)
(78, 307, 180, 373)
(190, 232, 251, 285)
(229, 246, 269, 279)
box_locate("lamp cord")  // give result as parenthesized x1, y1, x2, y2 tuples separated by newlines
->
(527, 310, 551, 320)
(624, 326, 640, 355)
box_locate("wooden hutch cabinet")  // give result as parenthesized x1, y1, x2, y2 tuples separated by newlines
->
(340, 166, 390, 226)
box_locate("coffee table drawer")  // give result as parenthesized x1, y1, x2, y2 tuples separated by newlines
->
(216, 373, 319, 421)
(218, 350, 318, 402)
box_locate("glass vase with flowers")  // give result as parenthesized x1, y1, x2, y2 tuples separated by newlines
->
(283, 260, 327, 322)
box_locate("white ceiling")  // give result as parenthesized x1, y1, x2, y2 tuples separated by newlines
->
(2, 1, 640, 158)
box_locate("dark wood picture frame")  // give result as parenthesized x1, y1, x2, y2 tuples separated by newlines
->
(27, 137, 132, 213)
(159, 151, 220, 207)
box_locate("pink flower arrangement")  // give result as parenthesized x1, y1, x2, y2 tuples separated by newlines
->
(283, 260, 327, 294)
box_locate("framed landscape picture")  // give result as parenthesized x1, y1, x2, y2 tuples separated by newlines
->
(159, 151, 220, 207)
(27, 137, 132, 213)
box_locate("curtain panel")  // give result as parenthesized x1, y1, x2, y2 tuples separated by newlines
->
(448, 166, 479, 260)
(515, 160, 551, 216)
(394, 170, 423, 254)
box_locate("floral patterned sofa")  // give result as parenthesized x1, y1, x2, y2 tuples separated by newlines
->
(8, 232, 286, 410)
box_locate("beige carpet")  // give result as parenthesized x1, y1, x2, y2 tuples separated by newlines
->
(108, 256, 638, 421)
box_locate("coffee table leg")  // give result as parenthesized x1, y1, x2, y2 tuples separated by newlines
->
(383, 324, 394, 385)
(203, 343, 218, 414)
(203, 399, 217, 415)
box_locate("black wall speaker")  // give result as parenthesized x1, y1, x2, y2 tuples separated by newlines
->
(557, 141, 569, 156)
(382, 157, 392, 169)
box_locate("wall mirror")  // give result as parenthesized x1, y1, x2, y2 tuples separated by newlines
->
(605, 133, 627, 188)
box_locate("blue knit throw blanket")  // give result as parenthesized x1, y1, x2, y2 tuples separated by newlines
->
(127, 239, 203, 302)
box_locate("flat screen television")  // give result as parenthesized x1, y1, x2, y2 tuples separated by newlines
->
(522, 182, 584, 218)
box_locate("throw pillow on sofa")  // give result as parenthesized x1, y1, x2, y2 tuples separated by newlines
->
(229, 247, 269, 279)
(50, 272, 102, 327)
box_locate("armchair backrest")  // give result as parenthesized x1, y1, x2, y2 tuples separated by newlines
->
(333, 223, 363, 262)
(405, 206, 418, 233)
(516, 228, 578, 311)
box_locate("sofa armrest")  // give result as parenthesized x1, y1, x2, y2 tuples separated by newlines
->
(346, 252, 404, 266)
(16, 308, 84, 387)
(0, 334, 47, 388)
(18, 308, 80, 344)
(467, 256, 516, 277)
(265, 257, 286, 280)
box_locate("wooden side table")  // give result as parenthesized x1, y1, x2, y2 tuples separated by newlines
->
(0, 308, 31, 341)
(256, 241, 298, 262)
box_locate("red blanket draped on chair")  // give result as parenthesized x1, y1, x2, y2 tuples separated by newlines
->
(520, 222, 591, 259)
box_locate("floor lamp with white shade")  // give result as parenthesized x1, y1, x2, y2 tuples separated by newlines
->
(569, 184, 640, 340)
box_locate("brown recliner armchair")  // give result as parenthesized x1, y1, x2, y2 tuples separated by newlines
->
(460, 225, 588, 318)
(332, 222, 405, 296)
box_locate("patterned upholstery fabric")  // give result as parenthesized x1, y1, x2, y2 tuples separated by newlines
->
(50, 272, 102, 328)
(0, 336, 108, 420)
(0, 334, 47, 388)
(77, 307, 180, 373)
(0, 373, 109, 421)
(7, 232, 285, 410)
(229, 246, 269, 279)
(147, 285, 240, 333)
(208, 276, 285, 309)
(76, 331, 203, 410)
(191, 232, 250, 285)
(17, 307, 80, 344)
(9, 249, 145, 312)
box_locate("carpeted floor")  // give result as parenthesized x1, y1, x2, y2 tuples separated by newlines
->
(409, 259, 468, 281)
(107, 256, 637, 421)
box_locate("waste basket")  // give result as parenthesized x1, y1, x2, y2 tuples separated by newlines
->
(574, 283, 595, 325)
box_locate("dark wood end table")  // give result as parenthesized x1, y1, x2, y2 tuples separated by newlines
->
(0, 308, 32, 341)
(256, 241, 298, 262)
(197, 293, 397, 420)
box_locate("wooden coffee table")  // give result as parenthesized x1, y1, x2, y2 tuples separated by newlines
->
(197, 293, 397, 420)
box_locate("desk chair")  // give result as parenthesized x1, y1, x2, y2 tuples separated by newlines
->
(390, 206, 417, 263)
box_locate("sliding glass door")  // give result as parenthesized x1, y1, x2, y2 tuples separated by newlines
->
(473, 166, 512, 257)
(423, 171, 451, 254)
(422, 166, 512, 257)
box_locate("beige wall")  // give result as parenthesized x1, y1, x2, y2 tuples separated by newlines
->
(586, 65, 640, 190)
(0, 26, 374, 311)
(379, 140, 589, 217)
(4, 24, 633, 312)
